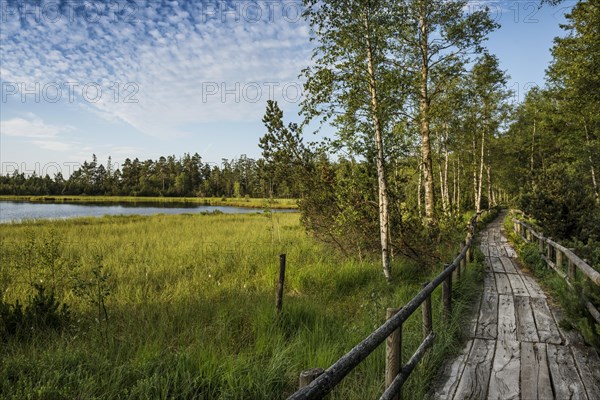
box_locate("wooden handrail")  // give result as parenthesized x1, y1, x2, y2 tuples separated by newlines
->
(512, 218, 600, 286)
(546, 238, 600, 286)
(288, 209, 492, 399)
(512, 215, 600, 325)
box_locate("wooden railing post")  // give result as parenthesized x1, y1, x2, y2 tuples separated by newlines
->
(538, 236, 544, 254)
(518, 223, 523, 238)
(556, 249, 563, 273)
(386, 308, 402, 400)
(442, 267, 452, 323)
(568, 258, 576, 281)
(460, 241, 467, 273)
(546, 240, 552, 264)
(299, 368, 324, 389)
(276, 254, 286, 316)
(466, 239, 472, 262)
(422, 282, 432, 337)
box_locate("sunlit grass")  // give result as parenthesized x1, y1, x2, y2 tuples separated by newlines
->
(0, 212, 483, 399)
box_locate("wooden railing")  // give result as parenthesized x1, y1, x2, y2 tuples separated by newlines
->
(511, 216, 600, 325)
(287, 209, 494, 400)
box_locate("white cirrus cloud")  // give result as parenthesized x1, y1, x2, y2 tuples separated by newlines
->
(29, 139, 76, 152)
(1, 115, 74, 138)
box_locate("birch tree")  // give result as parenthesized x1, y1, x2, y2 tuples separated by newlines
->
(302, 0, 402, 279)
(390, 0, 497, 225)
(468, 53, 510, 212)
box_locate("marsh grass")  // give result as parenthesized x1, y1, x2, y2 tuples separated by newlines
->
(0, 195, 298, 209)
(1, 212, 482, 399)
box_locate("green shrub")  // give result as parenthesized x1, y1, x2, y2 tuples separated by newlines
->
(1, 284, 70, 341)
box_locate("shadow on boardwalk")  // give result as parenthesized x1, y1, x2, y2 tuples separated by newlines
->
(433, 212, 600, 400)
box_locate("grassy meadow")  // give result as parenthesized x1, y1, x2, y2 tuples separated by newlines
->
(0, 195, 298, 209)
(0, 211, 484, 399)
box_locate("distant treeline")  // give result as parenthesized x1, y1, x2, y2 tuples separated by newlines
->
(0, 153, 300, 198)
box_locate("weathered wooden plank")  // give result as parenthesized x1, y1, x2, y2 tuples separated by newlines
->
(453, 338, 495, 400)
(499, 256, 517, 274)
(487, 339, 520, 400)
(547, 344, 589, 400)
(520, 274, 546, 298)
(499, 233, 508, 243)
(490, 257, 505, 273)
(465, 290, 483, 339)
(521, 342, 554, 400)
(489, 244, 500, 258)
(530, 297, 562, 344)
(483, 257, 493, 272)
(495, 273, 512, 295)
(480, 244, 490, 258)
(476, 293, 498, 340)
(515, 296, 539, 342)
(571, 346, 600, 400)
(484, 272, 497, 294)
(497, 294, 517, 341)
(494, 230, 504, 244)
(507, 273, 529, 296)
(433, 340, 473, 399)
(503, 245, 517, 258)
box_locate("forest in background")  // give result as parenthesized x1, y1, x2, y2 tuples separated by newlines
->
(0, 153, 298, 199)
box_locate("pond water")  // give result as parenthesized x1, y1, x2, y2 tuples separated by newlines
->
(0, 201, 292, 224)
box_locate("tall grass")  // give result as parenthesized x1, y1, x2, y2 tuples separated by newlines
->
(0, 212, 483, 399)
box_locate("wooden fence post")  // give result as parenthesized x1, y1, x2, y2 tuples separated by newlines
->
(460, 241, 467, 274)
(546, 241, 552, 264)
(568, 258, 576, 281)
(386, 308, 402, 400)
(556, 250, 563, 273)
(276, 254, 286, 316)
(538, 237, 544, 254)
(466, 240, 472, 263)
(299, 368, 324, 389)
(442, 268, 452, 323)
(422, 282, 432, 338)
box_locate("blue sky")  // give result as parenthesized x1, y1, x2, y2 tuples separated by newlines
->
(0, 0, 576, 177)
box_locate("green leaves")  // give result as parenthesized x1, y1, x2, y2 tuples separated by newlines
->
(498, 0, 599, 250)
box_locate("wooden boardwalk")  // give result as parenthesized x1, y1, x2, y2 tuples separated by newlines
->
(433, 213, 600, 400)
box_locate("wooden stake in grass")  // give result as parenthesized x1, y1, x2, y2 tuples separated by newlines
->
(276, 254, 286, 316)
(422, 282, 432, 338)
(299, 368, 324, 389)
(385, 307, 402, 400)
(442, 268, 452, 323)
